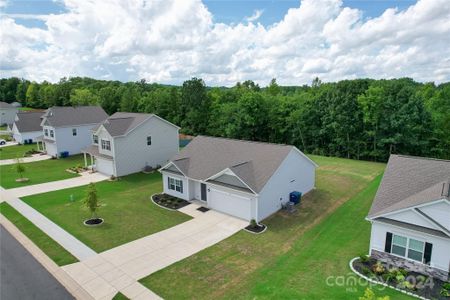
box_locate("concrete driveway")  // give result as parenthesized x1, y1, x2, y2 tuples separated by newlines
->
(62, 203, 247, 299)
(0, 141, 18, 148)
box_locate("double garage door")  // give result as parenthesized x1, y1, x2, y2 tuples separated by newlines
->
(208, 187, 252, 220)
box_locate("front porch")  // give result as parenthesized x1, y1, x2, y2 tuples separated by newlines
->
(82, 145, 115, 175)
(34, 135, 46, 153)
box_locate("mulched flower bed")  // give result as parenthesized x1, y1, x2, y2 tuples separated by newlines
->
(84, 218, 104, 226)
(352, 257, 450, 299)
(152, 194, 190, 210)
(245, 223, 267, 234)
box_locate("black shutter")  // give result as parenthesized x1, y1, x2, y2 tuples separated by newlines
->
(168, 177, 170, 189)
(180, 180, 183, 193)
(385, 232, 393, 253)
(424, 243, 433, 264)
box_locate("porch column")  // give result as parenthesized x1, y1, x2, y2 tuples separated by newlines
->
(36, 141, 40, 152)
(83, 152, 87, 167)
(90, 155, 94, 168)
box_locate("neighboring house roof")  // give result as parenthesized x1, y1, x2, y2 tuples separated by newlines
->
(14, 111, 44, 132)
(164, 135, 316, 193)
(368, 155, 450, 218)
(0, 101, 16, 109)
(41, 106, 108, 127)
(94, 112, 179, 137)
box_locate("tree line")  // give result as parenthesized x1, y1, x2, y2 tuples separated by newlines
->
(1, 76, 449, 162)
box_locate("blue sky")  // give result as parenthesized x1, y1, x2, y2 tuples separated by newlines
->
(3, 0, 418, 28)
(1, 0, 448, 85)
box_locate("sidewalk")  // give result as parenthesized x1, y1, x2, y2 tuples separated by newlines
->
(6, 172, 109, 197)
(0, 154, 51, 165)
(1, 188, 97, 261)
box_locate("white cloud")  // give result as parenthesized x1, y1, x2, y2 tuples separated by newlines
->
(245, 9, 263, 22)
(1, 0, 449, 85)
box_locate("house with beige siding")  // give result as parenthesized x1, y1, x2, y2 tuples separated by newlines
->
(82, 112, 179, 177)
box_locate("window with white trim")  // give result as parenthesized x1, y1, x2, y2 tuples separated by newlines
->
(50, 130, 54, 138)
(101, 139, 111, 151)
(391, 234, 425, 263)
(147, 136, 152, 146)
(72, 128, 77, 136)
(44, 129, 48, 136)
(93, 135, 98, 144)
(168, 177, 183, 193)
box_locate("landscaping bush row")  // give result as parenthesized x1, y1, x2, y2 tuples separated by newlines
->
(354, 255, 450, 299)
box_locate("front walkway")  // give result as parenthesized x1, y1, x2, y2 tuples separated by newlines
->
(0, 154, 51, 165)
(6, 172, 109, 197)
(1, 188, 97, 261)
(62, 203, 247, 299)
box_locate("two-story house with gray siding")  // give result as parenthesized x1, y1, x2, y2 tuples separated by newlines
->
(40, 106, 108, 157)
(82, 112, 179, 177)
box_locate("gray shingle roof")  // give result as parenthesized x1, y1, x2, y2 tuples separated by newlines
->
(167, 136, 314, 193)
(96, 112, 152, 137)
(14, 111, 44, 132)
(0, 101, 15, 109)
(368, 155, 450, 218)
(42, 106, 108, 127)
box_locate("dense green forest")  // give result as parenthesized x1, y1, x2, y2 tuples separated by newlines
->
(1, 77, 449, 161)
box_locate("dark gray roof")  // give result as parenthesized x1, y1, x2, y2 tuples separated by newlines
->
(0, 101, 15, 109)
(95, 112, 152, 137)
(368, 155, 450, 218)
(165, 135, 316, 193)
(42, 106, 108, 127)
(14, 111, 44, 132)
(374, 217, 449, 239)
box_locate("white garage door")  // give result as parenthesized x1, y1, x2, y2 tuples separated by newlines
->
(95, 158, 114, 176)
(208, 188, 252, 220)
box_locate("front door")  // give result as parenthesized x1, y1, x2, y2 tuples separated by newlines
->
(200, 183, 207, 201)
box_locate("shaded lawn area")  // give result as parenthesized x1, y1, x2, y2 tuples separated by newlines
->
(0, 202, 78, 266)
(22, 173, 191, 252)
(140, 155, 411, 299)
(0, 155, 83, 188)
(0, 143, 37, 160)
(18, 107, 36, 111)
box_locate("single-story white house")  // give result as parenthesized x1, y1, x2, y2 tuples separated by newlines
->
(82, 112, 179, 177)
(38, 106, 108, 157)
(11, 111, 44, 144)
(160, 136, 317, 222)
(0, 101, 18, 126)
(366, 155, 450, 281)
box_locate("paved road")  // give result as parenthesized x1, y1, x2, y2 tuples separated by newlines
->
(0, 225, 74, 300)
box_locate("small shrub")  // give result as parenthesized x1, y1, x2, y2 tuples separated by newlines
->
(398, 268, 408, 277)
(359, 254, 369, 263)
(361, 266, 372, 276)
(442, 282, 450, 290)
(372, 261, 385, 275)
(249, 219, 257, 228)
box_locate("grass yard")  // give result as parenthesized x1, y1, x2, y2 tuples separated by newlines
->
(0, 202, 78, 266)
(0, 143, 37, 160)
(140, 155, 412, 299)
(18, 107, 36, 111)
(0, 155, 84, 188)
(22, 173, 191, 252)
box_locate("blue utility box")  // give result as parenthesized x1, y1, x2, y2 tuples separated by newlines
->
(289, 191, 302, 205)
(60, 151, 69, 158)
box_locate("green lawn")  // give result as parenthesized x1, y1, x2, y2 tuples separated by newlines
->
(0, 202, 78, 266)
(22, 173, 191, 252)
(140, 155, 412, 299)
(0, 155, 84, 189)
(0, 143, 37, 160)
(112, 292, 130, 300)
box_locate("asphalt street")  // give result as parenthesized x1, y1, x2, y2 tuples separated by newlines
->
(0, 225, 74, 300)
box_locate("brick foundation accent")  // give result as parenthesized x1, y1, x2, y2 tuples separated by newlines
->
(371, 249, 449, 281)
